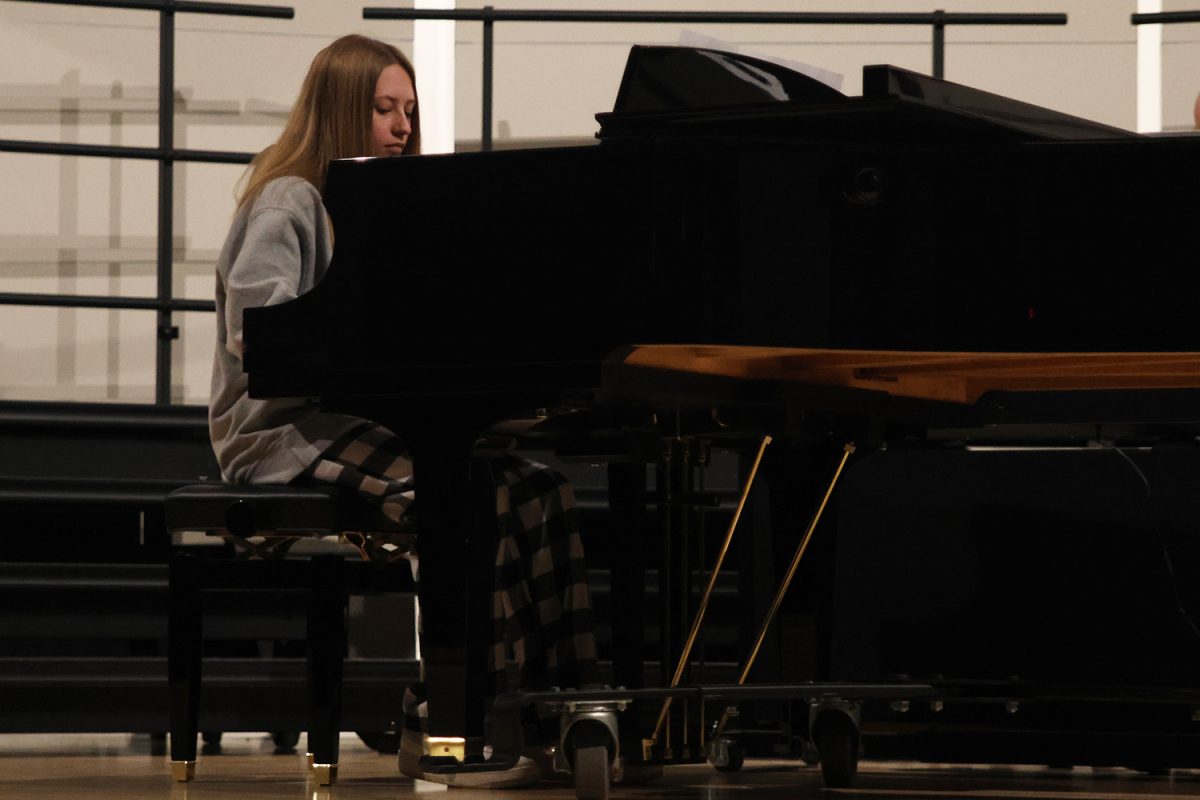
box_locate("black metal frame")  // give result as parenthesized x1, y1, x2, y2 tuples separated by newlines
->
(362, 6, 1068, 151)
(0, 0, 293, 404)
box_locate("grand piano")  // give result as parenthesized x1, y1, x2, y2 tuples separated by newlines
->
(243, 45, 1200, 774)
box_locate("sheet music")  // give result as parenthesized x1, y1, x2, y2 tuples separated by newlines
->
(678, 30, 844, 93)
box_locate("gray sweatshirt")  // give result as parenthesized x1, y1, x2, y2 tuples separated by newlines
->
(209, 176, 365, 483)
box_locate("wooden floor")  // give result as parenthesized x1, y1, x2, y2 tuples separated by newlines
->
(2, 733, 1200, 799)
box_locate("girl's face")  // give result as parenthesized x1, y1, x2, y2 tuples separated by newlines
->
(371, 64, 416, 157)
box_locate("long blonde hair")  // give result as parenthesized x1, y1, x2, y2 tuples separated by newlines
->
(238, 34, 420, 209)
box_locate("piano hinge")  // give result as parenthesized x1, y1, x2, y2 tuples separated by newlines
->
(158, 325, 180, 341)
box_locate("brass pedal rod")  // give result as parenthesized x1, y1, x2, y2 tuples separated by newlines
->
(712, 442, 856, 740)
(648, 434, 772, 748)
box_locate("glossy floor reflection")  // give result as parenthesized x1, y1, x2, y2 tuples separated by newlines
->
(2, 733, 1200, 799)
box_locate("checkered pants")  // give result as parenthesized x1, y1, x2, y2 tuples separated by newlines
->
(296, 422, 597, 697)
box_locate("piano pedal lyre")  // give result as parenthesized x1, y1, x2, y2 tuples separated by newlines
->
(711, 442, 857, 742)
(647, 435, 773, 754)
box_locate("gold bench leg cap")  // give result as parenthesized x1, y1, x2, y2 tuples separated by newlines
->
(311, 764, 338, 785)
(171, 760, 196, 782)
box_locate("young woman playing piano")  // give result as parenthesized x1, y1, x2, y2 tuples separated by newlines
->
(208, 34, 596, 788)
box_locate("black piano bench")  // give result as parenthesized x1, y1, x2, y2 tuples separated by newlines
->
(164, 482, 414, 786)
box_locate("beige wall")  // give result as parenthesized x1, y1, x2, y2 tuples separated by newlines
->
(0, 0, 1196, 404)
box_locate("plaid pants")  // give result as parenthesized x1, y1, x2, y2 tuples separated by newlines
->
(296, 422, 597, 697)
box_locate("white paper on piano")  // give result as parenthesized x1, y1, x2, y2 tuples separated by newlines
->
(678, 30, 844, 94)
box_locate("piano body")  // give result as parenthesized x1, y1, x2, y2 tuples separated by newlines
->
(243, 45, 1200, 767)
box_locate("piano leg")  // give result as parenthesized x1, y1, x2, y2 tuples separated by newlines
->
(608, 460, 648, 747)
(411, 439, 495, 764)
(168, 554, 201, 781)
(656, 436, 703, 759)
(306, 554, 346, 784)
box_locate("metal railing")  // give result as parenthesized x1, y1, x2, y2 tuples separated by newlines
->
(1130, 9, 1199, 134)
(363, 7, 1067, 151)
(1132, 10, 1200, 25)
(0, 0, 293, 404)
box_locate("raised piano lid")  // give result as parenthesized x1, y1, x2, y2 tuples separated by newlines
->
(597, 45, 1135, 144)
(609, 43, 846, 113)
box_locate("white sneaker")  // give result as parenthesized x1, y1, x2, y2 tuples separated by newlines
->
(397, 683, 427, 780)
(395, 681, 541, 789)
(397, 729, 426, 780)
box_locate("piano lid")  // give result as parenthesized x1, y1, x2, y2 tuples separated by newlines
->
(611, 44, 846, 113)
(598, 45, 1136, 144)
(861, 64, 1134, 141)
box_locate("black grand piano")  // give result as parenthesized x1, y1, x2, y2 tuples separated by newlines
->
(243, 45, 1200, 777)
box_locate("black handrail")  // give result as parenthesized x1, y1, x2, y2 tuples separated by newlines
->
(1132, 11, 1200, 24)
(365, 9, 1063, 23)
(0, 294, 215, 312)
(18, 0, 290, 12)
(0, 0, 292, 404)
(0, 141, 256, 163)
(363, 6, 1068, 151)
